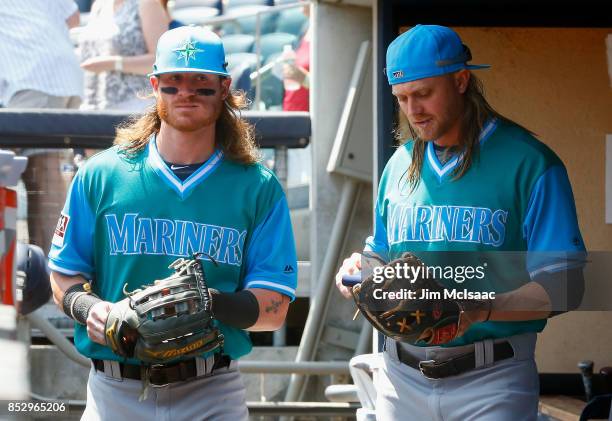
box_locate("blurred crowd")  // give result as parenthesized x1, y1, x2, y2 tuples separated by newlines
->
(0, 0, 310, 113)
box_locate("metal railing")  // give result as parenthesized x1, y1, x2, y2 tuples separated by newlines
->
(0, 109, 310, 149)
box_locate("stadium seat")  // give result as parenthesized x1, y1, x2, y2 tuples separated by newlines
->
(226, 0, 273, 7)
(171, 0, 222, 10)
(275, 8, 308, 37)
(219, 21, 241, 36)
(75, 0, 93, 12)
(226, 52, 259, 97)
(170, 6, 219, 25)
(171, 0, 222, 15)
(258, 32, 297, 62)
(226, 6, 277, 35)
(222, 34, 256, 54)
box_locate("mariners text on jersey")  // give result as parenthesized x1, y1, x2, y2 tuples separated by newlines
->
(387, 204, 508, 246)
(105, 213, 246, 265)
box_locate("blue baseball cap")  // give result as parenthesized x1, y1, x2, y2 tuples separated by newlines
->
(385, 25, 490, 85)
(149, 26, 229, 77)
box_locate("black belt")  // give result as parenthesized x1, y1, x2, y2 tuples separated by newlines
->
(395, 341, 514, 379)
(92, 354, 231, 386)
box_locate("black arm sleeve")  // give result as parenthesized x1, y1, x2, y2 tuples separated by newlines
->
(61, 283, 102, 325)
(533, 268, 585, 317)
(210, 290, 260, 329)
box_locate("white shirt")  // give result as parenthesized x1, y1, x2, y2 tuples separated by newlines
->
(0, 0, 84, 105)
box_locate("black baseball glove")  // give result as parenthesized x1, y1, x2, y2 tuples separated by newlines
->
(351, 252, 489, 346)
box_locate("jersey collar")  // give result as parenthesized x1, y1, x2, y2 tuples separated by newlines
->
(426, 117, 498, 181)
(147, 134, 224, 199)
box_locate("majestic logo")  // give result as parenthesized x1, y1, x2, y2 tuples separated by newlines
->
(105, 214, 246, 266)
(174, 39, 204, 65)
(283, 265, 295, 274)
(387, 205, 508, 247)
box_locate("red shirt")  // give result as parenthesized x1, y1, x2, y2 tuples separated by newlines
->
(282, 36, 310, 112)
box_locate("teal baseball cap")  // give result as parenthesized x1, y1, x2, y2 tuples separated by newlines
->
(149, 26, 229, 77)
(385, 24, 490, 85)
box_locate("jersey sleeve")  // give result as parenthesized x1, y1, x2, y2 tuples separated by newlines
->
(364, 201, 390, 262)
(243, 195, 298, 301)
(48, 170, 95, 279)
(523, 165, 586, 278)
(364, 152, 396, 262)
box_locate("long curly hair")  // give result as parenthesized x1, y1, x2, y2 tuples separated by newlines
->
(114, 87, 259, 165)
(395, 72, 531, 191)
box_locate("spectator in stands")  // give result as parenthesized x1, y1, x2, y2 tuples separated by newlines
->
(78, 0, 170, 111)
(0, 0, 83, 108)
(282, 5, 310, 112)
(0, 0, 84, 254)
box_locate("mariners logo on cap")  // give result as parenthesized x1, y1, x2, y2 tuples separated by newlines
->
(173, 39, 204, 65)
(392, 70, 404, 79)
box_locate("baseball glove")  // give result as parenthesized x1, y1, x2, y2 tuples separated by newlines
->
(104, 255, 224, 364)
(352, 252, 481, 346)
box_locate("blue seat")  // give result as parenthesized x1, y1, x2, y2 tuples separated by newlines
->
(172, 0, 222, 9)
(171, 0, 222, 14)
(275, 8, 308, 37)
(226, 0, 273, 7)
(258, 32, 297, 62)
(170, 6, 219, 25)
(219, 21, 241, 36)
(222, 34, 256, 54)
(226, 6, 277, 35)
(226, 52, 259, 97)
(75, 0, 93, 12)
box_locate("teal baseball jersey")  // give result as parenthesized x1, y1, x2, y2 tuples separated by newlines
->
(365, 118, 585, 346)
(49, 137, 298, 362)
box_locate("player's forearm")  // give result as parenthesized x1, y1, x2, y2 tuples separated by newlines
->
(488, 282, 551, 321)
(50, 271, 87, 308)
(246, 288, 289, 332)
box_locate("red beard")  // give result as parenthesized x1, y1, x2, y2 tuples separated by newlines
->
(157, 97, 223, 132)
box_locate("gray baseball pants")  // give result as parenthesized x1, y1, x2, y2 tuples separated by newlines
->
(81, 360, 248, 421)
(375, 333, 539, 421)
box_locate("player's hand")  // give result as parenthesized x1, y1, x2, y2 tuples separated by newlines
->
(335, 252, 362, 299)
(80, 56, 119, 73)
(87, 301, 113, 345)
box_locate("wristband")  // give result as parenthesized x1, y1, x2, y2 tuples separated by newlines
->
(210, 289, 259, 329)
(62, 283, 102, 325)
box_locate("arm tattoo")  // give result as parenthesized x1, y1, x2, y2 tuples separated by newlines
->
(265, 297, 285, 314)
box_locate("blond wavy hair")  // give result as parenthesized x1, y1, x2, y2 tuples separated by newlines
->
(395, 72, 531, 191)
(115, 88, 260, 165)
